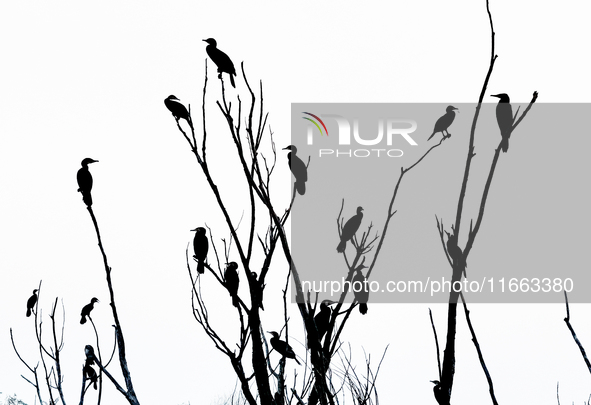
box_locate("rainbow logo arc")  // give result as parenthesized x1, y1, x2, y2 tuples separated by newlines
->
(302, 112, 329, 136)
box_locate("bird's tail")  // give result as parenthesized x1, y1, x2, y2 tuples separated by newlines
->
(80, 316, 86, 325)
(295, 357, 301, 366)
(427, 131, 437, 141)
(232, 294, 239, 307)
(336, 240, 346, 253)
(93, 381, 97, 390)
(359, 303, 368, 315)
(26, 308, 32, 317)
(501, 137, 509, 153)
(197, 260, 205, 274)
(230, 74, 236, 88)
(82, 191, 93, 207)
(295, 181, 306, 195)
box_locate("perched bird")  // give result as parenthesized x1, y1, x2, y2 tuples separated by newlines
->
(164, 95, 191, 124)
(191, 227, 208, 274)
(491, 93, 514, 152)
(203, 38, 236, 88)
(431, 380, 448, 405)
(308, 300, 335, 347)
(84, 363, 98, 390)
(428, 106, 458, 140)
(268, 331, 301, 365)
(77, 158, 98, 207)
(84, 345, 96, 364)
(445, 230, 467, 278)
(26, 289, 38, 317)
(337, 207, 364, 253)
(80, 298, 99, 325)
(352, 265, 369, 315)
(248, 271, 265, 311)
(283, 145, 308, 195)
(224, 262, 240, 307)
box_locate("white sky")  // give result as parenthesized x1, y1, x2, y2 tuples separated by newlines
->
(1, 1, 591, 404)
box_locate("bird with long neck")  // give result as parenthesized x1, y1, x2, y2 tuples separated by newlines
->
(283, 145, 308, 195)
(191, 227, 208, 274)
(80, 297, 99, 324)
(203, 38, 236, 88)
(164, 95, 191, 125)
(77, 158, 98, 207)
(337, 206, 364, 253)
(268, 331, 301, 365)
(428, 105, 458, 140)
(491, 93, 514, 152)
(26, 289, 38, 317)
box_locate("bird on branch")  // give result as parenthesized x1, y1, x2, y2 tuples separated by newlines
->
(84, 345, 96, 364)
(431, 380, 449, 405)
(203, 38, 236, 88)
(428, 105, 458, 141)
(224, 262, 240, 307)
(80, 297, 99, 325)
(308, 299, 336, 347)
(352, 264, 369, 315)
(445, 229, 467, 278)
(191, 227, 208, 274)
(283, 145, 308, 195)
(337, 206, 364, 253)
(77, 158, 98, 207)
(268, 331, 301, 365)
(491, 93, 514, 152)
(26, 289, 38, 317)
(164, 95, 191, 124)
(84, 363, 98, 390)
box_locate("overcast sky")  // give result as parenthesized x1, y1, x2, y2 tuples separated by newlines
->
(1, 1, 590, 404)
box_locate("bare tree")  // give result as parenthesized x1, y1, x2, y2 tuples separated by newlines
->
(430, 1, 538, 404)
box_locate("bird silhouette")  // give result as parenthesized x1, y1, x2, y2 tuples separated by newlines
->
(224, 262, 240, 307)
(431, 380, 448, 405)
(445, 229, 467, 278)
(80, 297, 99, 325)
(77, 158, 98, 207)
(84, 345, 96, 364)
(248, 271, 265, 311)
(164, 95, 191, 124)
(191, 227, 208, 274)
(84, 363, 98, 390)
(268, 331, 301, 365)
(352, 265, 369, 315)
(203, 38, 236, 88)
(308, 299, 335, 347)
(283, 145, 307, 195)
(491, 93, 513, 152)
(337, 206, 364, 253)
(26, 289, 38, 317)
(428, 106, 458, 140)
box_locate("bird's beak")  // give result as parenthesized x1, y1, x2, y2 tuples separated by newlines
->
(282, 146, 290, 150)
(190, 228, 197, 231)
(491, 94, 500, 98)
(91, 160, 99, 164)
(202, 39, 207, 42)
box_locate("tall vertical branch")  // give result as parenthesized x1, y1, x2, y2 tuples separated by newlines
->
(86, 206, 140, 405)
(436, 1, 538, 403)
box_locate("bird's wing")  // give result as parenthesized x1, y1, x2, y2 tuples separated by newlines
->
(341, 214, 362, 239)
(292, 156, 308, 182)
